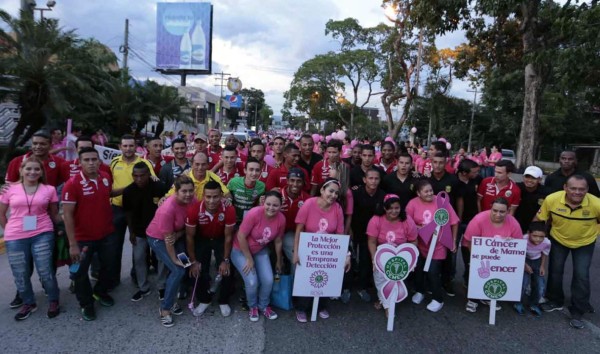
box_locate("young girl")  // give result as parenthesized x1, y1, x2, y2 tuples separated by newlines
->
(514, 221, 550, 317)
(406, 180, 459, 313)
(367, 194, 418, 314)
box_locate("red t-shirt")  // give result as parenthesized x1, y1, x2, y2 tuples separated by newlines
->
(6, 153, 67, 187)
(311, 160, 351, 186)
(185, 200, 236, 238)
(215, 165, 245, 186)
(266, 164, 310, 192)
(280, 188, 310, 232)
(208, 146, 223, 169)
(375, 158, 398, 174)
(146, 155, 174, 176)
(477, 177, 521, 211)
(62, 159, 111, 180)
(258, 163, 274, 185)
(62, 171, 114, 241)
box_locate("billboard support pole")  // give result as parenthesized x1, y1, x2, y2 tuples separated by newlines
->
(181, 73, 187, 87)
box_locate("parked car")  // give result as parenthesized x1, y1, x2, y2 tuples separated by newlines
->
(501, 149, 516, 164)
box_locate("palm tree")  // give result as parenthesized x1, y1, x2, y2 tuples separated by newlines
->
(136, 80, 190, 138)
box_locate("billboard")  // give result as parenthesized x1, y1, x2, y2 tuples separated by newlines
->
(156, 2, 213, 73)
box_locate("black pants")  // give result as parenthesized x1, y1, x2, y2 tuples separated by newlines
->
(194, 237, 233, 304)
(357, 238, 373, 290)
(414, 256, 444, 303)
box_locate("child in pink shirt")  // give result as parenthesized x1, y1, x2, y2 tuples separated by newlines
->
(405, 180, 459, 313)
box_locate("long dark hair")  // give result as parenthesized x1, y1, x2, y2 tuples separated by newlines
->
(375, 195, 407, 221)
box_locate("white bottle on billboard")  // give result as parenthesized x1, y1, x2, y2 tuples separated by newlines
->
(180, 30, 192, 69)
(190, 20, 206, 69)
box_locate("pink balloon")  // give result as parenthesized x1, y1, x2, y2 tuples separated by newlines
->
(337, 131, 346, 140)
(326, 135, 332, 143)
(385, 136, 394, 143)
(312, 133, 321, 143)
(438, 138, 447, 143)
(350, 139, 359, 148)
(331, 132, 339, 140)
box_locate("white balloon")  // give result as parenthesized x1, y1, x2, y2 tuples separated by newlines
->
(411, 127, 417, 134)
(446, 142, 452, 150)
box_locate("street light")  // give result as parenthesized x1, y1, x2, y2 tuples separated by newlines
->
(34, 0, 56, 20)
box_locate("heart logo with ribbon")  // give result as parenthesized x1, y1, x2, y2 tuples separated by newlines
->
(374, 243, 419, 303)
(417, 191, 454, 250)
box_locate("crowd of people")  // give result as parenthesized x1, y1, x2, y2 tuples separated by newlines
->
(1, 128, 599, 330)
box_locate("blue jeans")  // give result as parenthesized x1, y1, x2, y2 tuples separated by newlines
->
(231, 248, 273, 310)
(6, 231, 59, 305)
(522, 257, 545, 306)
(73, 233, 119, 308)
(147, 236, 186, 311)
(547, 237, 595, 317)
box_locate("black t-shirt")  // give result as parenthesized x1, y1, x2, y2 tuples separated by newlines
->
(544, 169, 600, 197)
(456, 175, 482, 223)
(297, 153, 322, 180)
(351, 186, 386, 240)
(350, 165, 385, 189)
(428, 172, 460, 209)
(515, 182, 550, 233)
(381, 173, 418, 209)
(122, 180, 167, 237)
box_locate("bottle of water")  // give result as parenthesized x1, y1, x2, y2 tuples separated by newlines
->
(190, 20, 206, 69)
(69, 246, 88, 280)
(209, 274, 222, 294)
(179, 30, 192, 69)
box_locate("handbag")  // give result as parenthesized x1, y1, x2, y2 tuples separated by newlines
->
(270, 274, 294, 311)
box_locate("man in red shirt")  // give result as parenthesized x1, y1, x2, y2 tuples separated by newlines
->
(248, 139, 273, 185)
(477, 160, 521, 215)
(280, 168, 310, 270)
(215, 145, 244, 185)
(62, 147, 120, 321)
(207, 129, 223, 169)
(266, 143, 310, 192)
(311, 139, 349, 195)
(186, 181, 237, 317)
(61, 136, 111, 180)
(145, 136, 173, 176)
(5, 132, 67, 187)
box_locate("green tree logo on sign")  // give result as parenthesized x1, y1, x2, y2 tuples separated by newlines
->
(434, 209, 449, 226)
(483, 278, 508, 299)
(384, 256, 409, 281)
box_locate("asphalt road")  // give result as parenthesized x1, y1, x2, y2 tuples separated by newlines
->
(1, 238, 600, 354)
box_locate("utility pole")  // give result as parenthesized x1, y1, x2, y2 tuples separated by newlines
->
(119, 19, 129, 79)
(467, 88, 478, 153)
(213, 71, 230, 130)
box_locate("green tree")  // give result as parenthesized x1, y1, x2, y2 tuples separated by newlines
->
(241, 87, 265, 129)
(136, 80, 189, 137)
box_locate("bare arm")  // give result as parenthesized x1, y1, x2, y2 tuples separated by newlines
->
(186, 225, 200, 277)
(236, 230, 254, 275)
(293, 223, 305, 266)
(62, 203, 80, 262)
(477, 195, 482, 213)
(274, 236, 283, 273)
(0, 203, 8, 229)
(368, 237, 378, 262)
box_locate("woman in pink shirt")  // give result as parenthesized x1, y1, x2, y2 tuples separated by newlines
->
(367, 194, 418, 313)
(485, 145, 502, 177)
(146, 175, 195, 327)
(0, 157, 62, 320)
(406, 180, 459, 313)
(232, 191, 286, 322)
(293, 178, 349, 322)
(462, 197, 523, 313)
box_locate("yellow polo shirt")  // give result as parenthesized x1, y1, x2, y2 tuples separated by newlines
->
(166, 170, 229, 201)
(537, 191, 600, 248)
(110, 155, 155, 207)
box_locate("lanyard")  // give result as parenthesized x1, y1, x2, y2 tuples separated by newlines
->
(22, 183, 39, 215)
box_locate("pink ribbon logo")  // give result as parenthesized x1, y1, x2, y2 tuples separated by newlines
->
(417, 191, 454, 250)
(374, 243, 419, 303)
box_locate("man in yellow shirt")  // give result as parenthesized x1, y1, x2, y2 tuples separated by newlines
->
(109, 134, 155, 288)
(536, 175, 600, 329)
(166, 151, 230, 201)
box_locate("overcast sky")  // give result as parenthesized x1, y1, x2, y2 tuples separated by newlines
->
(0, 0, 472, 116)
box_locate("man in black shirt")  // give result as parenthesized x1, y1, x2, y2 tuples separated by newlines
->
(455, 159, 482, 287)
(342, 144, 362, 167)
(381, 153, 418, 209)
(350, 144, 384, 189)
(544, 151, 600, 197)
(297, 134, 322, 180)
(351, 168, 386, 302)
(123, 162, 167, 301)
(159, 138, 191, 189)
(515, 166, 549, 233)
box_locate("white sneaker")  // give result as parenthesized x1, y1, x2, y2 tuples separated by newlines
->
(193, 303, 210, 317)
(427, 300, 444, 312)
(219, 304, 231, 317)
(412, 292, 425, 304)
(465, 300, 478, 313)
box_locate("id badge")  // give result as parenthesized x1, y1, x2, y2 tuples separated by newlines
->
(23, 215, 37, 231)
(243, 210, 249, 218)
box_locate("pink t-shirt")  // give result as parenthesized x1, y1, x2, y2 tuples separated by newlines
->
(462, 210, 523, 247)
(295, 197, 344, 234)
(487, 152, 502, 166)
(406, 197, 459, 259)
(366, 215, 418, 246)
(0, 184, 58, 240)
(234, 206, 286, 254)
(524, 234, 551, 260)
(146, 195, 188, 240)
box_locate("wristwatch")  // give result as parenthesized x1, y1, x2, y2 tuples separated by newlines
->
(223, 258, 230, 263)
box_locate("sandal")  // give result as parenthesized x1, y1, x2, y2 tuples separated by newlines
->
(374, 301, 383, 310)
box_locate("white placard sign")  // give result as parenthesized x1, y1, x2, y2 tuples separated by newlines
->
(293, 232, 349, 298)
(468, 237, 527, 325)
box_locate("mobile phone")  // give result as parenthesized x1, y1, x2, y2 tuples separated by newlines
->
(177, 252, 192, 268)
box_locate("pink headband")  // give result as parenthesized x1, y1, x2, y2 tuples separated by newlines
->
(384, 194, 400, 203)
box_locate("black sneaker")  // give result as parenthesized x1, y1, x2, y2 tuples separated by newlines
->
(93, 293, 115, 307)
(131, 289, 152, 302)
(540, 302, 563, 312)
(68, 281, 75, 294)
(443, 282, 456, 297)
(570, 318, 585, 329)
(10, 293, 23, 309)
(14, 304, 37, 321)
(171, 303, 183, 316)
(178, 290, 188, 300)
(90, 271, 99, 281)
(81, 305, 96, 321)
(158, 289, 165, 301)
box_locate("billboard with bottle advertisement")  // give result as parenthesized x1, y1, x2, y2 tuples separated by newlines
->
(156, 2, 213, 73)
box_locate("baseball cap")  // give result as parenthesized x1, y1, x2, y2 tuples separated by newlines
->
(523, 166, 543, 179)
(287, 167, 305, 180)
(194, 133, 208, 142)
